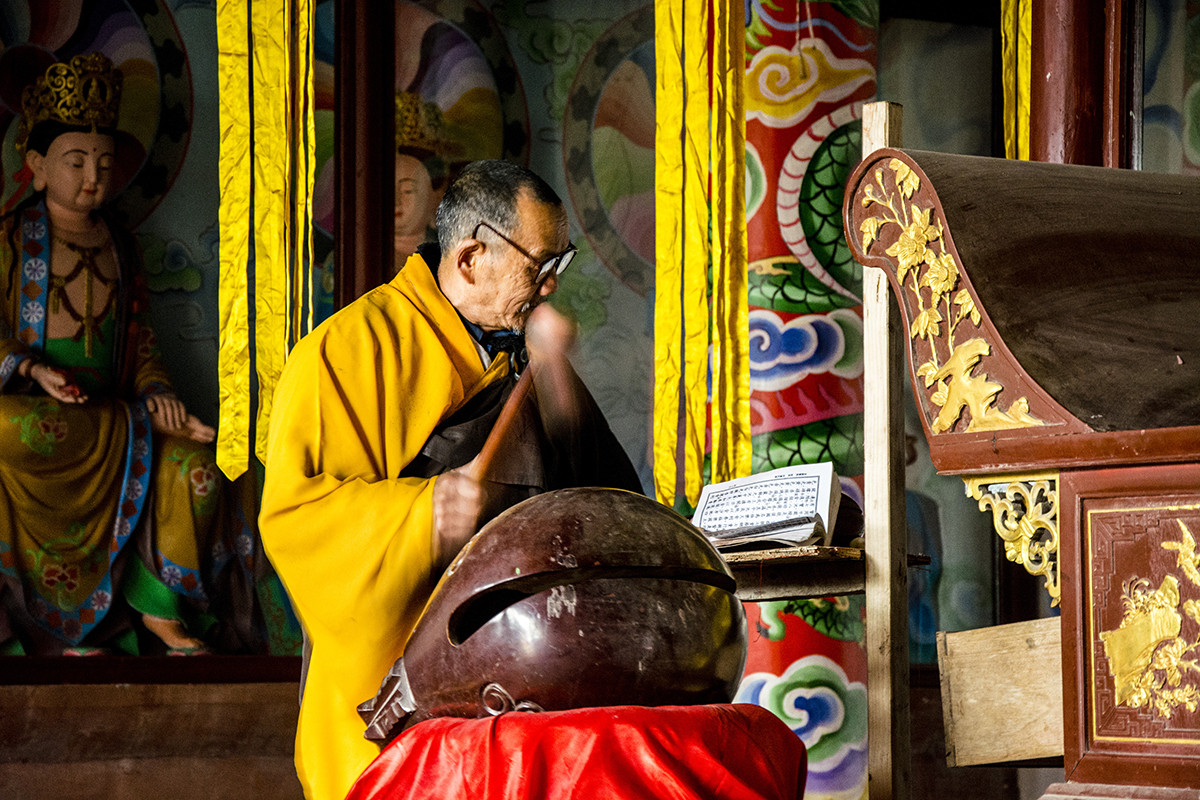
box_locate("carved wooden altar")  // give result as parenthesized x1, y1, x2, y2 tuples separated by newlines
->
(844, 149, 1200, 791)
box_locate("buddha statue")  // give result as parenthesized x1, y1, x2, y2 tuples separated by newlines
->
(392, 91, 447, 269)
(0, 53, 220, 655)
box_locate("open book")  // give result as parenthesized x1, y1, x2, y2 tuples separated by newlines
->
(692, 462, 841, 551)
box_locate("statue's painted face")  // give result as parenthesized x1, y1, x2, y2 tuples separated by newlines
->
(394, 153, 435, 243)
(26, 131, 115, 216)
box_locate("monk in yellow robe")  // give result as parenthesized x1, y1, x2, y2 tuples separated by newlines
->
(260, 160, 640, 800)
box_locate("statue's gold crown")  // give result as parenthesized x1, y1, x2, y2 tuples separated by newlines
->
(395, 91, 443, 154)
(16, 53, 123, 155)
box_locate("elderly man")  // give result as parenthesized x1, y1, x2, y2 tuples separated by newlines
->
(260, 160, 640, 800)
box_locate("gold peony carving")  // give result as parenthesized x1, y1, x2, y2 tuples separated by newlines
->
(859, 158, 1042, 434)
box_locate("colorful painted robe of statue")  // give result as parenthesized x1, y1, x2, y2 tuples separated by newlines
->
(0, 54, 220, 655)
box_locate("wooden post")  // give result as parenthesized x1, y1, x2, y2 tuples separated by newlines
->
(1030, 0, 1105, 165)
(860, 100, 909, 800)
(334, 0, 394, 307)
(1102, 0, 1143, 168)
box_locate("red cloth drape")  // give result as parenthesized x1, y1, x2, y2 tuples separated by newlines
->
(346, 703, 807, 800)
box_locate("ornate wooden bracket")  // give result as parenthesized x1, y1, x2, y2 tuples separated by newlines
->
(963, 471, 1060, 607)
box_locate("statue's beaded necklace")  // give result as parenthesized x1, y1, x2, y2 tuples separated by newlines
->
(49, 232, 115, 357)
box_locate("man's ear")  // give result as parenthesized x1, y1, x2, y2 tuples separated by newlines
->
(453, 237, 486, 286)
(25, 151, 46, 192)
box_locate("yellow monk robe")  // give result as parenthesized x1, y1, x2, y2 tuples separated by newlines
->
(260, 250, 512, 800)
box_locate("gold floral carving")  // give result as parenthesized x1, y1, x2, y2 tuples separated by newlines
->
(965, 472, 1059, 606)
(1099, 520, 1200, 718)
(859, 159, 1043, 434)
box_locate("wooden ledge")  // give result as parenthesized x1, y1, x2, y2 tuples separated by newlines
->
(0, 681, 304, 798)
(725, 546, 929, 602)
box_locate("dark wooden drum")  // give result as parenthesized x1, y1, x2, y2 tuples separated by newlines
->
(359, 487, 748, 745)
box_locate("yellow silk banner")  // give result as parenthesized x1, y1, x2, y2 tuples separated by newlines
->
(652, 0, 685, 505)
(252, 0, 289, 468)
(291, 0, 316, 349)
(1001, 0, 1031, 160)
(708, 0, 750, 485)
(215, 0, 251, 480)
(680, 0, 709, 507)
(217, 0, 316, 479)
(654, 0, 751, 507)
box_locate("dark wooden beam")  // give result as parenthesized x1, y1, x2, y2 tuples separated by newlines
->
(881, 0, 997, 28)
(334, 0, 394, 307)
(1103, 0, 1144, 168)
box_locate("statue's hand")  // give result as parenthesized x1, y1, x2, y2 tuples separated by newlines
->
(184, 414, 216, 444)
(30, 363, 87, 404)
(146, 393, 188, 432)
(147, 395, 215, 443)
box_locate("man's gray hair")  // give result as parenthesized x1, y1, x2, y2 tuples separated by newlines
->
(435, 160, 562, 254)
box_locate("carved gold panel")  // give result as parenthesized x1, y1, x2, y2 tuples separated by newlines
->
(1087, 502, 1200, 740)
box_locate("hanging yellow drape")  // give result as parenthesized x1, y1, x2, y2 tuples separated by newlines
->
(1001, 0, 1031, 160)
(291, 3, 316, 349)
(708, 0, 750, 486)
(653, 0, 751, 507)
(216, 0, 316, 480)
(215, 0, 251, 479)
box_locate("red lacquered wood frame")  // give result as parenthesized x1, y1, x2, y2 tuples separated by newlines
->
(1060, 464, 1200, 788)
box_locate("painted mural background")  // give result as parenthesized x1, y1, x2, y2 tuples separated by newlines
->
(1143, 0, 1200, 175)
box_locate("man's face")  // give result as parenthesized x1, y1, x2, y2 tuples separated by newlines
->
(28, 131, 116, 215)
(475, 191, 569, 332)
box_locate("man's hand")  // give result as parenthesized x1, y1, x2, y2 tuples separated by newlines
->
(432, 461, 484, 566)
(524, 304, 575, 364)
(524, 304, 580, 432)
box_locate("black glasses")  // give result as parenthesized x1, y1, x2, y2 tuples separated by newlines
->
(472, 221, 576, 283)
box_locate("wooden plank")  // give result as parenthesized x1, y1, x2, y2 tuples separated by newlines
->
(729, 548, 866, 602)
(0, 683, 299, 762)
(725, 547, 932, 602)
(861, 100, 910, 800)
(0, 654, 301, 685)
(0, 757, 303, 800)
(1040, 782, 1200, 800)
(936, 617, 1063, 767)
(0, 682, 304, 798)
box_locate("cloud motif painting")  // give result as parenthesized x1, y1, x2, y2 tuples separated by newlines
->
(749, 307, 863, 393)
(737, 654, 869, 800)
